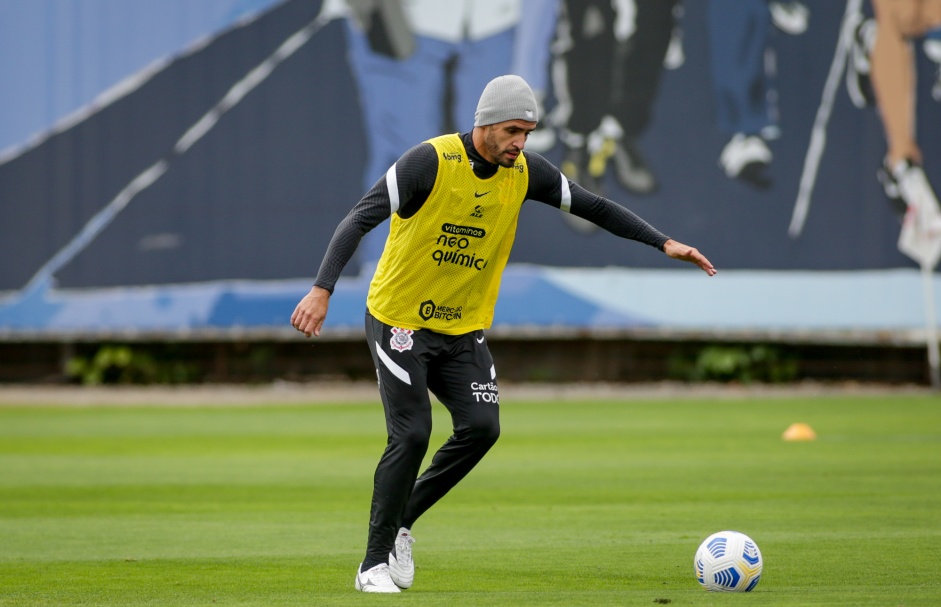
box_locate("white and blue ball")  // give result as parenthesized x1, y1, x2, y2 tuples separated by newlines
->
(694, 530, 763, 592)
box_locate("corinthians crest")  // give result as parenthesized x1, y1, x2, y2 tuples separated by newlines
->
(390, 327, 414, 352)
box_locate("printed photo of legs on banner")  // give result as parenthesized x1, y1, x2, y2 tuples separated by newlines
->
(343, 0, 521, 271)
(709, 0, 810, 190)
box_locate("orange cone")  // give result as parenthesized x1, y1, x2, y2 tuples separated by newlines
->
(782, 422, 817, 441)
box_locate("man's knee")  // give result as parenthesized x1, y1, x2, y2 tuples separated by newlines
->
(464, 413, 501, 448)
(391, 425, 432, 454)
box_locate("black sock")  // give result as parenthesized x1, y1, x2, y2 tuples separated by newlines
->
(361, 558, 384, 573)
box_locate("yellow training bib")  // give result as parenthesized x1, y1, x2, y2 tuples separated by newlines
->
(367, 134, 529, 334)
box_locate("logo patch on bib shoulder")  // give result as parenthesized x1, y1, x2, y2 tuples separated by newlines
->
(390, 327, 414, 352)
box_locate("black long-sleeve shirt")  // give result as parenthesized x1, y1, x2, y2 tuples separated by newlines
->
(314, 132, 669, 293)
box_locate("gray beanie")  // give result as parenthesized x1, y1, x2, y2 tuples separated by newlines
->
(474, 75, 538, 127)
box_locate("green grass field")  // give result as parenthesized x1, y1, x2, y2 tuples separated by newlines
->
(1, 392, 939, 606)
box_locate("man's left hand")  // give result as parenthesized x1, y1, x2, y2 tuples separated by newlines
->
(663, 239, 717, 276)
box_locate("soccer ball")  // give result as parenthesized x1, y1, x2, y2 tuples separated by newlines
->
(694, 530, 763, 592)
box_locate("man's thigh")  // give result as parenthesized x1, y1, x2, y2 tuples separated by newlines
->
(426, 331, 500, 430)
(365, 314, 436, 433)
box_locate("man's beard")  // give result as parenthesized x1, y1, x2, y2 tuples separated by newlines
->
(484, 129, 516, 168)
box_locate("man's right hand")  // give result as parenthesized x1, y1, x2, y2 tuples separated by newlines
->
(291, 286, 330, 337)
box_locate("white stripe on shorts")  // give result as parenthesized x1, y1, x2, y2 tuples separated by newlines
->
(375, 341, 412, 385)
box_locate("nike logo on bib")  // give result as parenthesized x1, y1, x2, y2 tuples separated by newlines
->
(474, 191, 490, 198)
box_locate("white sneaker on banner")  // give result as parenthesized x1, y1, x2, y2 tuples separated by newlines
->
(770, 1, 809, 35)
(719, 133, 773, 189)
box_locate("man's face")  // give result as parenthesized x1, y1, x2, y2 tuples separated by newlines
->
(481, 120, 537, 167)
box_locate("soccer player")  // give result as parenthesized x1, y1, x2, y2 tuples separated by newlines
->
(291, 75, 716, 593)
(846, 0, 941, 217)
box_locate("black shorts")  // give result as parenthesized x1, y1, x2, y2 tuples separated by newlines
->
(365, 311, 499, 412)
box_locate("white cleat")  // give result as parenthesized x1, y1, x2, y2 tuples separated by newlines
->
(354, 563, 400, 593)
(388, 528, 416, 589)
